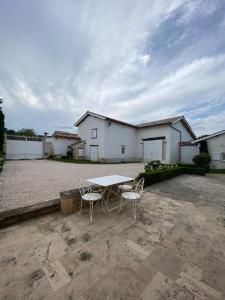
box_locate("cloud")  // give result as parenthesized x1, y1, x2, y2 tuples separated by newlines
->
(139, 54, 151, 65)
(0, 0, 225, 136)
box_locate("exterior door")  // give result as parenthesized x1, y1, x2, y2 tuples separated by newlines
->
(143, 140, 162, 161)
(90, 145, 98, 161)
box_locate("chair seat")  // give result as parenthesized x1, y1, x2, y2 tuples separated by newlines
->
(82, 192, 102, 201)
(121, 191, 141, 200)
(118, 184, 132, 191)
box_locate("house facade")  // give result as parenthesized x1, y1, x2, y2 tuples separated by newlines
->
(45, 131, 80, 157)
(192, 130, 225, 169)
(73, 111, 196, 164)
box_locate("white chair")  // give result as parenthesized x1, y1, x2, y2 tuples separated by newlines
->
(118, 180, 136, 192)
(78, 181, 103, 223)
(118, 178, 145, 220)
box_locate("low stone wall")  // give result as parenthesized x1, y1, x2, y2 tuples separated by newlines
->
(0, 185, 119, 228)
(0, 198, 60, 228)
(60, 188, 87, 214)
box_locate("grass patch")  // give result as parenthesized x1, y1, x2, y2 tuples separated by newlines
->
(51, 158, 140, 164)
(209, 169, 225, 174)
(52, 158, 100, 164)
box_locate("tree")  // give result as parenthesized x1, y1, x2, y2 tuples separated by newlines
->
(6, 128, 37, 136)
(199, 140, 208, 153)
(6, 129, 17, 135)
(0, 107, 5, 152)
(16, 128, 37, 136)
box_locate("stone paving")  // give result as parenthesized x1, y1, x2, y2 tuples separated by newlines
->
(1, 174, 225, 299)
(0, 160, 144, 212)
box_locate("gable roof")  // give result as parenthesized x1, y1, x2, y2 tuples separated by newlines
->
(192, 129, 225, 143)
(75, 111, 135, 128)
(75, 111, 196, 138)
(52, 131, 80, 139)
(136, 116, 183, 128)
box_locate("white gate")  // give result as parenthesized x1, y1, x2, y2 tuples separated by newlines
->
(143, 140, 163, 161)
(6, 135, 43, 160)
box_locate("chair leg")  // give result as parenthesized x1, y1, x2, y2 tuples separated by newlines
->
(79, 199, 83, 215)
(90, 201, 94, 223)
(133, 199, 137, 220)
(118, 196, 123, 214)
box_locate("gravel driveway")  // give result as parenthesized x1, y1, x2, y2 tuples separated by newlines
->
(0, 160, 144, 212)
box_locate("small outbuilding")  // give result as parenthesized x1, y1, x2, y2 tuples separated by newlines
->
(192, 130, 225, 169)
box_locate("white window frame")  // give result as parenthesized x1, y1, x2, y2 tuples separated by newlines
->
(91, 128, 97, 139)
(222, 152, 225, 161)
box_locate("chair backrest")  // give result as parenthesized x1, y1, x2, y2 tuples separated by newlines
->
(134, 178, 145, 195)
(78, 179, 90, 196)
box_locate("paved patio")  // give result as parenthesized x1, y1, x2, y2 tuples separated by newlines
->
(1, 174, 225, 299)
(0, 160, 144, 212)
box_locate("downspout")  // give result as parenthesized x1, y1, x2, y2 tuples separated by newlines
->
(170, 124, 181, 162)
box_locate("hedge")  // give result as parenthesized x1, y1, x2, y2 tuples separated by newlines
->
(138, 165, 207, 186)
(138, 167, 183, 186)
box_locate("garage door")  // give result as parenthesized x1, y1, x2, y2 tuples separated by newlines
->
(143, 140, 163, 161)
(6, 136, 43, 160)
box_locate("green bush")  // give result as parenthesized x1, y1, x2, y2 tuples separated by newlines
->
(138, 166, 183, 186)
(193, 152, 211, 167)
(178, 163, 208, 174)
(66, 150, 73, 159)
(182, 166, 207, 176)
(138, 164, 207, 187)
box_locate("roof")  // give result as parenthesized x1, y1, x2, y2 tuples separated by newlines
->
(75, 111, 196, 138)
(192, 129, 225, 143)
(136, 116, 183, 128)
(68, 140, 86, 148)
(52, 131, 80, 139)
(75, 111, 135, 128)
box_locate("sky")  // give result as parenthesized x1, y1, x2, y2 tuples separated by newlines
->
(0, 0, 225, 137)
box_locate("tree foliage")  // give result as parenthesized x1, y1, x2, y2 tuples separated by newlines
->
(6, 128, 37, 136)
(199, 140, 208, 153)
(193, 152, 211, 167)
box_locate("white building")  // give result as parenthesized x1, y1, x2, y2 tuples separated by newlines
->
(192, 130, 225, 169)
(73, 111, 196, 164)
(46, 131, 80, 157)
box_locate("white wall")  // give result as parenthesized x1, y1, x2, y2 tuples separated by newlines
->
(46, 137, 75, 156)
(137, 126, 170, 163)
(103, 121, 137, 161)
(170, 120, 195, 164)
(78, 115, 105, 160)
(181, 145, 199, 164)
(207, 134, 225, 169)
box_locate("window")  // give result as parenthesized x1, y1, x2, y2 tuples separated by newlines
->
(121, 145, 125, 154)
(212, 152, 221, 161)
(222, 153, 225, 161)
(91, 128, 97, 139)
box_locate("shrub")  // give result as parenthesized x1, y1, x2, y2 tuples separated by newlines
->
(67, 150, 73, 159)
(144, 160, 174, 172)
(138, 166, 183, 186)
(192, 152, 211, 168)
(138, 164, 207, 187)
(182, 166, 207, 176)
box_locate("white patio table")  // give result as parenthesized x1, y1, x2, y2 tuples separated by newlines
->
(86, 175, 134, 213)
